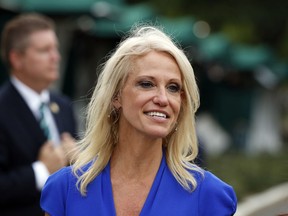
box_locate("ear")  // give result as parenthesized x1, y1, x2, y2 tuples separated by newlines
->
(112, 94, 121, 109)
(180, 90, 186, 101)
(9, 50, 23, 70)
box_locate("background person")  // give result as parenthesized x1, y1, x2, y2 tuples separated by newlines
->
(41, 26, 237, 216)
(0, 13, 77, 216)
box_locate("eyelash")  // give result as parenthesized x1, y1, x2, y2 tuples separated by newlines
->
(138, 81, 154, 88)
(168, 84, 181, 93)
(137, 81, 181, 93)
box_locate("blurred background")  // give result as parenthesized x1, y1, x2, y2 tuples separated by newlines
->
(0, 0, 287, 214)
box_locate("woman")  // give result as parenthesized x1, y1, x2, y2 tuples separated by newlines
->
(41, 26, 237, 215)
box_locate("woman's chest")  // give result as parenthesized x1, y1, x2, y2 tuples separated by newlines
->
(112, 180, 152, 216)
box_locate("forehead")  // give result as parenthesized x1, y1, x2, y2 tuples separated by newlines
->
(130, 51, 182, 77)
(26, 30, 57, 47)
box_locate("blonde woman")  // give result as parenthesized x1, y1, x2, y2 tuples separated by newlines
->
(41, 26, 237, 216)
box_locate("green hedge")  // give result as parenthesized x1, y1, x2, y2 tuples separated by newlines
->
(206, 150, 288, 201)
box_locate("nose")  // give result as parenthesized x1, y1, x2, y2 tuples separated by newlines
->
(153, 87, 169, 106)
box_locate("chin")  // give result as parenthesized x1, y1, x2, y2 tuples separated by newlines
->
(148, 130, 170, 139)
(48, 74, 59, 81)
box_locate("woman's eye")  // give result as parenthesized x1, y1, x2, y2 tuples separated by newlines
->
(138, 81, 154, 88)
(167, 84, 181, 93)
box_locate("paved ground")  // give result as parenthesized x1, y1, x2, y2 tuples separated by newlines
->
(249, 199, 288, 216)
(235, 182, 288, 216)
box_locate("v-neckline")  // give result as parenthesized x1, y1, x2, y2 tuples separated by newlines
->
(106, 154, 166, 216)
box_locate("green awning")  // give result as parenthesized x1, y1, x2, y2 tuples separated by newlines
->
(157, 16, 198, 46)
(89, 3, 156, 38)
(198, 33, 231, 63)
(0, 0, 124, 14)
(230, 45, 275, 71)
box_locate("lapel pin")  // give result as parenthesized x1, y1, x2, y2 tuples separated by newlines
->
(49, 102, 60, 114)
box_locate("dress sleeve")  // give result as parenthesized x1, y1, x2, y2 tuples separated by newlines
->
(40, 167, 71, 216)
(198, 171, 237, 215)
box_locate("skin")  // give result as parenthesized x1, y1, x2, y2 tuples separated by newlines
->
(110, 51, 183, 216)
(10, 30, 60, 93)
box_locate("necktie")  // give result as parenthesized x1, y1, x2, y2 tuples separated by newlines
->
(39, 103, 51, 139)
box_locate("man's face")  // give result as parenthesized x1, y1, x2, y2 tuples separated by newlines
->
(12, 30, 60, 92)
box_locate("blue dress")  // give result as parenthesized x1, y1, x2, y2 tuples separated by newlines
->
(41, 156, 237, 215)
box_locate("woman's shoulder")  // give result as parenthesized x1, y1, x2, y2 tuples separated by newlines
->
(43, 166, 75, 191)
(200, 170, 233, 188)
(194, 169, 236, 197)
(46, 161, 94, 184)
(195, 169, 237, 214)
(53, 165, 74, 178)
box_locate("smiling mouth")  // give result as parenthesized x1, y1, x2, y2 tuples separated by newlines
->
(145, 111, 168, 119)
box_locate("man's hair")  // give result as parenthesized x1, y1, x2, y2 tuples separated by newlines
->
(1, 13, 55, 68)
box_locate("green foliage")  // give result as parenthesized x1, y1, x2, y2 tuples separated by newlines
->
(143, 0, 288, 59)
(206, 150, 288, 201)
(221, 23, 258, 44)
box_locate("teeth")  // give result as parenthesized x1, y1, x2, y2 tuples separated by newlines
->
(146, 112, 167, 118)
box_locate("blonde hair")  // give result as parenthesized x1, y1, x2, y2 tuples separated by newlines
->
(73, 25, 202, 196)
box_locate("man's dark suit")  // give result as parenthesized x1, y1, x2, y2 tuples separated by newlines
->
(0, 81, 77, 216)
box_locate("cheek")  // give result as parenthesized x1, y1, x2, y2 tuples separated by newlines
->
(172, 97, 182, 117)
(124, 95, 144, 111)
(23, 56, 40, 69)
(26, 62, 42, 74)
(122, 88, 148, 106)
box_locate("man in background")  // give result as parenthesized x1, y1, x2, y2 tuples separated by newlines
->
(0, 13, 77, 216)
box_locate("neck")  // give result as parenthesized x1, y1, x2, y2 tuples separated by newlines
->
(110, 137, 163, 180)
(12, 72, 49, 94)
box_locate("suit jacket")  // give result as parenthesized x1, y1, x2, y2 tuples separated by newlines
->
(0, 81, 77, 216)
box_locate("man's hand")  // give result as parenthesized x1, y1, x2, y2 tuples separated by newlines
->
(38, 141, 67, 174)
(61, 132, 76, 164)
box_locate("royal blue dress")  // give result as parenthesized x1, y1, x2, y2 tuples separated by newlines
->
(41, 155, 237, 215)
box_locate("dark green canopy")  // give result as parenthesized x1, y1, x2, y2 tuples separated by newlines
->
(156, 16, 198, 46)
(198, 33, 231, 63)
(89, 3, 156, 38)
(229, 45, 275, 71)
(0, 0, 286, 80)
(0, 0, 124, 14)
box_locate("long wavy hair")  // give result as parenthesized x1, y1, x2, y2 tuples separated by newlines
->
(72, 25, 202, 196)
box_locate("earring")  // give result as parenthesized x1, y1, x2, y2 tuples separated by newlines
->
(174, 122, 178, 132)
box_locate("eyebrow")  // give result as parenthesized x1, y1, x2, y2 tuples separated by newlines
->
(136, 75, 182, 83)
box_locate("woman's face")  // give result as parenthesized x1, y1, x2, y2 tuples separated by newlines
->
(114, 51, 183, 139)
